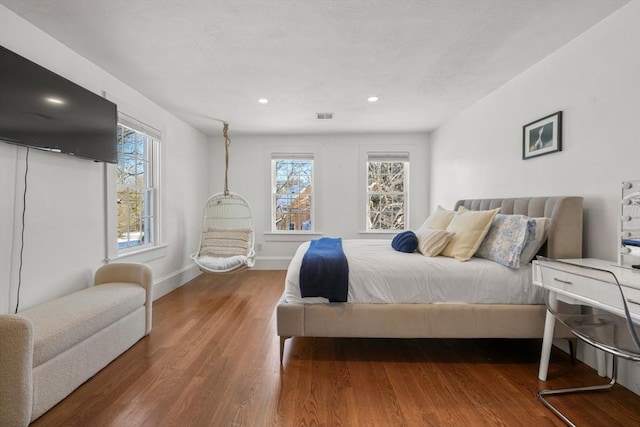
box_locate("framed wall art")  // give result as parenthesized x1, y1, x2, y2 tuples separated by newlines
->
(522, 111, 562, 160)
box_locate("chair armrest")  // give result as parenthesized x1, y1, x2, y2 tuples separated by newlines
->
(94, 263, 153, 335)
(0, 314, 34, 427)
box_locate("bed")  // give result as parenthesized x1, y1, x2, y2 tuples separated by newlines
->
(276, 196, 584, 362)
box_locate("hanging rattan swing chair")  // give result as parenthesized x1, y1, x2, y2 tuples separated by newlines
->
(191, 123, 255, 274)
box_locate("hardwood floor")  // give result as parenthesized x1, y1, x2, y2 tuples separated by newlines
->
(32, 270, 640, 426)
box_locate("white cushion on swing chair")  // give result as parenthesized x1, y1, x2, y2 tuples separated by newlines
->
(197, 255, 248, 271)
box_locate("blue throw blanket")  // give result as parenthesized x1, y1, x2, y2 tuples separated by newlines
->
(300, 237, 349, 302)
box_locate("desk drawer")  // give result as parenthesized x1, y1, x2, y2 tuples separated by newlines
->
(543, 268, 605, 300)
(536, 261, 640, 320)
(625, 287, 640, 317)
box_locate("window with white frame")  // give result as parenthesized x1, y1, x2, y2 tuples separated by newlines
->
(271, 154, 314, 232)
(116, 116, 160, 251)
(366, 152, 409, 231)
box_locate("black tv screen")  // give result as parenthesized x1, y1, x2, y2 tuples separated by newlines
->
(0, 45, 117, 163)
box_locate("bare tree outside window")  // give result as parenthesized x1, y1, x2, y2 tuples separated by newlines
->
(272, 158, 313, 231)
(117, 124, 155, 250)
(367, 160, 407, 230)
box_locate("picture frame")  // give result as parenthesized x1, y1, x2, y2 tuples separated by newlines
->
(522, 111, 562, 160)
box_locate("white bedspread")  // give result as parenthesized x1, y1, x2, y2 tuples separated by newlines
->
(285, 239, 543, 305)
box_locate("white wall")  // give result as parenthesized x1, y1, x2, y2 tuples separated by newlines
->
(430, 1, 640, 262)
(430, 1, 640, 394)
(209, 133, 430, 268)
(0, 6, 210, 313)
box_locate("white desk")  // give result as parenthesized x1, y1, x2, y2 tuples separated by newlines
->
(532, 258, 640, 381)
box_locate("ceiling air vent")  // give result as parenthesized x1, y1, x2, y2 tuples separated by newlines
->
(316, 113, 333, 120)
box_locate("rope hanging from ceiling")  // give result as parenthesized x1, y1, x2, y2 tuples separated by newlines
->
(223, 122, 230, 196)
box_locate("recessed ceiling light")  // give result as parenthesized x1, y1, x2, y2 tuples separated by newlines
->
(258, 98, 269, 104)
(45, 97, 65, 105)
(367, 96, 379, 102)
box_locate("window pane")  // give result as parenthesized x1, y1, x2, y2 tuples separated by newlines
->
(366, 159, 407, 231)
(272, 158, 313, 231)
(117, 123, 156, 250)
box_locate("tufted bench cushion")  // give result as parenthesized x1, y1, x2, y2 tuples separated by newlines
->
(20, 283, 146, 367)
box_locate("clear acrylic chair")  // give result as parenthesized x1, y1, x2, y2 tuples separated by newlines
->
(536, 256, 640, 427)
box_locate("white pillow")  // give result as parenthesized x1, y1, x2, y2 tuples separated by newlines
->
(198, 255, 247, 270)
(519, 217, 551, 264)
(415, 228, 454, 257)
(475, 214, 535, 268)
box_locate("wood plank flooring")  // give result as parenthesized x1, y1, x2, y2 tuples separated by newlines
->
(32, 270, 640, 426)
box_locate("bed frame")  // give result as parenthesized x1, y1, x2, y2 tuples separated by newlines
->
(276, 196, 584, 362)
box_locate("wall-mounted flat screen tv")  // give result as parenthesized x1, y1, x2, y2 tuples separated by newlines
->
(0, 45, 117, 163)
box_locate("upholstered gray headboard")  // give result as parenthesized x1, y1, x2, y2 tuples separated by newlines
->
(454, 196, 584, 259)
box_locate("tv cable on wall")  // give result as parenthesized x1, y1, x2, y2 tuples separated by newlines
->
(15, 146, 29, 314)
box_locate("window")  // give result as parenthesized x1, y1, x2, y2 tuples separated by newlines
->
(366, 152, 409, 231)
(116, 117, 160, 251)
(272, 154, 314, 232)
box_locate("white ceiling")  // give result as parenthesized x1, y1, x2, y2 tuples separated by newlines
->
(1, 0, 631, 136)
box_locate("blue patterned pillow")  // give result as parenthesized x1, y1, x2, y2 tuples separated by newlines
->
(475, 214, 535, 268)
(391, 231, 418, 253)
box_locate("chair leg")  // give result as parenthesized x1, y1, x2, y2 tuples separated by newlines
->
(566, 337, 578, 365)
(537, 356, 617, 426)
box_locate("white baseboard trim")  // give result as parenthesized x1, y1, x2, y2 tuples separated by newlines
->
(151, 257, 291, 300)
(152, 263, 201, 300)
(253, 256, 291, 270)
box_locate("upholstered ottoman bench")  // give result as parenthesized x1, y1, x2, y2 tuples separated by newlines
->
(0, 263, 152, 426)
